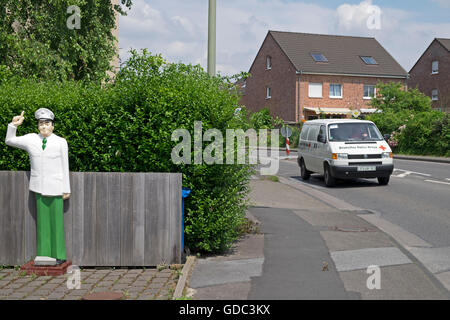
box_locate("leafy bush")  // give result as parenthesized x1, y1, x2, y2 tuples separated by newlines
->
(249, 108, 274, 130)
(367, 82, 449, 157)
(370, 82, 432, 113)
(367, 109, 414, 136)
(0, 50, 253, 253)
(396, 112, 450, 157)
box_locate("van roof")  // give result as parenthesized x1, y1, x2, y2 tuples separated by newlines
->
(303, 119, 374, 125)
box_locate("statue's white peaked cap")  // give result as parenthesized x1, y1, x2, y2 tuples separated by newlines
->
(35, 108, 55, 121)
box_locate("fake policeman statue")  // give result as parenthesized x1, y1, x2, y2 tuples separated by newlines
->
(5, 108, 70, 266)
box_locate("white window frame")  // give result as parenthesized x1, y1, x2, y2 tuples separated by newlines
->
(266, 56, 272, 70)
(308, 83, 323, 98)
(432, 89, 438, 101)
(432, 61, 439, 74)
(363, 85, 376, 100)
(329, 84, 343, 98)
(266, 87, 272, 99)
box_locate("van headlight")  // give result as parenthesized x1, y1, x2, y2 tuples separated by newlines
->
(382, 152, 393, 159)
(332, 153, 348, 160)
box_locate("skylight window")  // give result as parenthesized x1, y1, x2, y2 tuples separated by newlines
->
(360, 56, 378, 65)
(311, 53, 328, 62)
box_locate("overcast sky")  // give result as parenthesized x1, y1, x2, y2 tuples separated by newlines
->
(118, 0, 450, 75)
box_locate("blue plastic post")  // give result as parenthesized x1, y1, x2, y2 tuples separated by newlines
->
(181, 187, 191, 252)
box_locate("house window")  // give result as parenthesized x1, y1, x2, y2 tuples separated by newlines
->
(432, 61, 439, 74)
(266, 56, 272, 70)
(309, 83, 322, 98)
(432, 89, 438, 101)
(329, 84, 342, 98)
(266, 87, 272, 99)
(360, 56, 378, 65)
(364, 85, 376, 99)
(311, 53, 328, 63)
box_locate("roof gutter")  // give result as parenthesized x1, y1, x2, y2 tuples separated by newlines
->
(296, 70, 408, 79)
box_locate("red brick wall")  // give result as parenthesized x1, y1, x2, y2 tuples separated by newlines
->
(239, 33, 298, 122)
(299, 74, 405, 119)
(408, 40, 450, 112)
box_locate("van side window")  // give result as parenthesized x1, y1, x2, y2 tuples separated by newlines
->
(318, 125, 326, 142)
(300, 125, 310, 140)
(307, 125, 319, 141)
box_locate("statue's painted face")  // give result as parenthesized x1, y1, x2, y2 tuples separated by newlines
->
(38, 120, 54, 138)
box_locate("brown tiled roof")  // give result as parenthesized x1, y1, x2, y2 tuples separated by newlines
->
(436, 38, 450, 51)
(269, 31, 408, 78)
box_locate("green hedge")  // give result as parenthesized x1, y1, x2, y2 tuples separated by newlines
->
(0, 50, 253, 253)
(366, 82, 449, 157)
(396, 112, 450, 157)
(368, 111, 449, 157)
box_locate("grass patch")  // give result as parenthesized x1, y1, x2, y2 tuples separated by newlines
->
(238, 217, 260, 235)
(260, 175, 279, 182)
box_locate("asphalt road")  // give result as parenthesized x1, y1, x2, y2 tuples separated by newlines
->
(276, 157, 450, 247)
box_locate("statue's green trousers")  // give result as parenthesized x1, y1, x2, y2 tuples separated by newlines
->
(35, 193, 67, 260)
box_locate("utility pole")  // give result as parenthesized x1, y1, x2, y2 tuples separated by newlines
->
(208, 0, 216, 76)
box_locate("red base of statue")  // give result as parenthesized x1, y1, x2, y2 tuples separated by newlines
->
(20, 260, 72, 276)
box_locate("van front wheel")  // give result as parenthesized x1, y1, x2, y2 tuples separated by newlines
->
(324, 164, 335, 187)
(300, 159, 311, 180)
(378, 176, 390, 185)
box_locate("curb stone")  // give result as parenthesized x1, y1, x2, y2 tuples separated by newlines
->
(393, 154, 450, 164)
(173, 256, 196, 300)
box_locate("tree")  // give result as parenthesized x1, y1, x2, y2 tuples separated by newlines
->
(370, 82, 431, 113)
(367, 82, 433, 134)
(0, 0, 132, 82)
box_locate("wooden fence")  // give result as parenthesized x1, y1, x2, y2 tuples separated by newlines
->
(0, 171, 182, 267)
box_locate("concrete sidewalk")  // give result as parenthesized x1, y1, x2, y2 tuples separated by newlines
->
(189, 178, 449, 300)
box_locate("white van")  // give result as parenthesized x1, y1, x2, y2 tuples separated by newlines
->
(297, 119, 393, 187)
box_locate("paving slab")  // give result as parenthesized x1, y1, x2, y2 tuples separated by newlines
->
(249, 179, 333, 210)
(359, 214, 433, 248)
(320, 230, 395, 252)
(331, 247, 412, 272)
(193, 281, 251, 300)
(406, 246, 450, 274)
(203, 234, 264, 262)
(293, 209, 375, 229)
(436, 271, 450, 292)
(339, 264, 448, 300)
(190, 258, 264, 289)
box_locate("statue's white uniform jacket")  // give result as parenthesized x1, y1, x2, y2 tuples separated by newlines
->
(5, 123, 71, 196)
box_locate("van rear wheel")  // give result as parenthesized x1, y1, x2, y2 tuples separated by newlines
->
(324, 164, 335, 187)
(378, 176, 390, 185)
(300, 159, 311, 180)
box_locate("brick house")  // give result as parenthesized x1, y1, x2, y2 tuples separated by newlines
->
(239, 31, 408, 122)
(408, 38, 450, 113)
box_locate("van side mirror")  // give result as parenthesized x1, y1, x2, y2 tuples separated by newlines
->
(383, 134, 391, 142)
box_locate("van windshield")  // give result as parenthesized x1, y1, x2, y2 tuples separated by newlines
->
(328, 123, 383, 142)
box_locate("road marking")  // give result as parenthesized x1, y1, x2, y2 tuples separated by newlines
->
(425, 179, 450, 186)
(392, 169, 431, 178)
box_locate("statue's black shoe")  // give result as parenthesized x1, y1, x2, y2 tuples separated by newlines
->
(56, 259, 66, 265)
